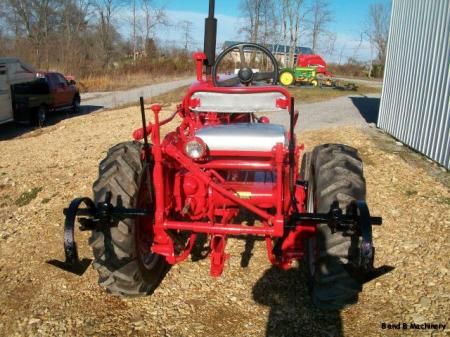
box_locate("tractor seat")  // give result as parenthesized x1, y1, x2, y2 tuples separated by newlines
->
(195, 123, 287, 152)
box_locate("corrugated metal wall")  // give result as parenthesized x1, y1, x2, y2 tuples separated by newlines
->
(378, 0, 450, 169)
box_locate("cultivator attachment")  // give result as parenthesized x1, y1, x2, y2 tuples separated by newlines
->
(48, 194, 149, 275)
(51, 191, 381, 277)
(288, 199, 382, 271)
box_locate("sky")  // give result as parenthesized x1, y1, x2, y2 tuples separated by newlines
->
(121, 0, 392, 63)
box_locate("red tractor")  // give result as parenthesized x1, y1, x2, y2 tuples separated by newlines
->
(56, 0, 383, 310)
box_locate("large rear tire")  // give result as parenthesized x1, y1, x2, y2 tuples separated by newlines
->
(305, 144, 366, 310)
(89, 141, 168, 297)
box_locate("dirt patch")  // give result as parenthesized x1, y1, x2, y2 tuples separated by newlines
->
(0, 105, 448, 336)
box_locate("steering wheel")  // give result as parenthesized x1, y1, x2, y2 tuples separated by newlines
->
(212, 43, 279, 87)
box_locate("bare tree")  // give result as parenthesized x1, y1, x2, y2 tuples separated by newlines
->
(179, 20, 193, 51)
(95, 0, 121, 68)
(307, 0, 333, 53)
(241, 0, 281, 45)
(239, 0, 264, 44)
(365, 2, 390, 64)
(59, 0, 92, 73)
(5, 0, 59, 69)
(140, 0, 167, 54)
(268, 0, 305, 67)
(131, 0, 137, 61)
(337, 42, 346, 65)
(282, 0, 304, 67)
(321, 31, 336, 58)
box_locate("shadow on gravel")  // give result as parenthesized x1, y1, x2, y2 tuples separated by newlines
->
(253, 266, 344, 337)
(350, 96, 380, 124)
(0, 104, 103, 141)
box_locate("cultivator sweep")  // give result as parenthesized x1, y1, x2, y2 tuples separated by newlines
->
(53, 0, 387, 309)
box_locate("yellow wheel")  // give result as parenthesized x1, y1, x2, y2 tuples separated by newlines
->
(311, 80, 318, 87)
(279, 71, 295, 86)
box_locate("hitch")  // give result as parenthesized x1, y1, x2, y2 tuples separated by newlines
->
(48, 194, 149, 275)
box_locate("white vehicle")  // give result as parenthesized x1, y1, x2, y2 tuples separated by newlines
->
(0, 58, 36, 125)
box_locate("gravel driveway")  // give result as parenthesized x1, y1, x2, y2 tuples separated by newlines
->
(268, 93, 381, 131)
(0, 98, 448, 337)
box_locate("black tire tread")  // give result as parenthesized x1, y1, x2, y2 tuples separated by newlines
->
(89, 141, 167, 297)
(309, 143, 366, 310)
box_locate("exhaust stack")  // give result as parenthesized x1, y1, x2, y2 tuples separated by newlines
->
(204, 0, 217, 75)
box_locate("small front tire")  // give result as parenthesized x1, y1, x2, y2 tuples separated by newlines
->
(279, 70, 295, 86)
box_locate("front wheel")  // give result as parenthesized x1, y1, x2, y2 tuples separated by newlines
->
(279, 70, 295, 86)
(89, 141, 168, 296)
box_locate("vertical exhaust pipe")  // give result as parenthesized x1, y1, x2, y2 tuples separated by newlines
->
(204, 0, 217, 75)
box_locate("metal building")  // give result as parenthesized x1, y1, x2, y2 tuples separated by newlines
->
(378, 0, 450, 169)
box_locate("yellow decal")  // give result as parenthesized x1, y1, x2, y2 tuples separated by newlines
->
(236, 191, 252, 199)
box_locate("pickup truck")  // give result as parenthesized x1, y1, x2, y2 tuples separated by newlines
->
(12, 72, 81, 126)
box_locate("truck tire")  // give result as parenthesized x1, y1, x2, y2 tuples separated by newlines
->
(305, 144, 366, 310)
(89, 141, 168, 297)
(34, 105, 48, 127)
(72, 95, 81, 114)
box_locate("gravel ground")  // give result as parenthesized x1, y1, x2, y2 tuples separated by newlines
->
(268, 93, 380, 131)
(0, 102, 449, 337)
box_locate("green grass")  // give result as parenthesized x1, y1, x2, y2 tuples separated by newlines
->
(15, 187, 43, 207)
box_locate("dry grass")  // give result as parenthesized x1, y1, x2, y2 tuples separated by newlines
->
(133, 83, 381, 107)
(289, 84, 381, 103)
(145, 85, 190, 105)
(77, 73, 192, 93)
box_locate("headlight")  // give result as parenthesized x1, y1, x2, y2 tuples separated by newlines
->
(184, 137, 206, 159)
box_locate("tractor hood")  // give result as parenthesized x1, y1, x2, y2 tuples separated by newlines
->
(195, 123, 287, 152)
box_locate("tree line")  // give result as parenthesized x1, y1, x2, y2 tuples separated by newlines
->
(239, 0, 390, 69)
(0, 0, 188, 77)
(0, 0, 390, 78)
